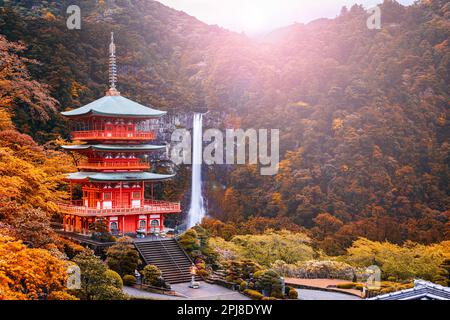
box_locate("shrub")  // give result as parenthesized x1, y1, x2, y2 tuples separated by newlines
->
(336, 282, 356, 289)
(47, 291, 78, 300)
(240, 281, 248, 290)
(270, 290, 284, 299)
(105, 237, 141, 277)
(255, 269, 283, 295)
(141, 265, 162, 286)
(122, 275, 136, 286)
(253, 270, 265, 279)
(272, 259, 358, 280)
(243, 289, 264, 300)
(288, 288, 298, 299)
(198, 269, 209, 277)
(387, 276, 397, 282)
(104, 269, 123, 289)
(178, 229, 200, 252)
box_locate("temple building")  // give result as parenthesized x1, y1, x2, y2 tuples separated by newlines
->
(59, 33, 180, 236)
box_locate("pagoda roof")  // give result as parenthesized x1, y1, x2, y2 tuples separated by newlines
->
(61, 95, 166, 118)
(66, 171, 175, 182)
(369, 280, 450, 300)
(62, 144, 165, 152)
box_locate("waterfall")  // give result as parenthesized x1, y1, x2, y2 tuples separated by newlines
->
(187, 113, 206, 228)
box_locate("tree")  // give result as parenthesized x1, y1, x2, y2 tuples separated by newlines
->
(72, 250, 126, 300)
(0, 234, 74, 300)
(0, 34, 57, 124)
(8, 207, 55, 248)
(178, 229, 200, 252)
(344, 238, 450, 281)
(105, 237, 140, 277)
(231, 230, 316, 267)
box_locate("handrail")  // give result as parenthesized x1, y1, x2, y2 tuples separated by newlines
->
(159, 239, 186, 279)
(72, 130, 156, 140)
(77, 160, 150, 169)
(58, 200, 181, 216)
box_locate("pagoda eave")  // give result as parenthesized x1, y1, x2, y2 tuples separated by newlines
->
(65, 171, 176, 183)
(62, 144, 166, 152)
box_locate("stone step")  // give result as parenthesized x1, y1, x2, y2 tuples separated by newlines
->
(135, 239, 198, 285)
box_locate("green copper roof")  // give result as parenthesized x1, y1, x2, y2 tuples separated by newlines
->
(61, 95, 166, 118)
(66, 171, 175, 182)
(62, 144, 165, 152)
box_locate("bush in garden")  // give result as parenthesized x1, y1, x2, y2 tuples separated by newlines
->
(271, 259, 358, 280)
(122, 275, 136, 286)
(336, 282, 356, 289)
(104, 269, 123, 289)
(105, 237, 141, 277)
(197, 269, 209, 277)
(243, 289, 264, 300)
(255, 269, 283, 297)
(141, 264, 162, 286)
(240, 281, 248, 290)
(288, 288, 298, 299)
(252, 270, 266, 279)
(178, 229, 200, 252)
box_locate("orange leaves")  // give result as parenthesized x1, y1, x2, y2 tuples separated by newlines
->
(0, 234, 69, 300)
(0, 35, 57, 122)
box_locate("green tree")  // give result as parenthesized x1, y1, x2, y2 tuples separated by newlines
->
(105, 237, 140, 277)
(141, 264, 161, 286)
(72, 250, 126, 300)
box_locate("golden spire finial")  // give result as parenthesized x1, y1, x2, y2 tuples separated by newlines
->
(106, 32, 120, 96)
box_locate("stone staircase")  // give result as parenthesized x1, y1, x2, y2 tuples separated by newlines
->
(134, 239, 200, 284)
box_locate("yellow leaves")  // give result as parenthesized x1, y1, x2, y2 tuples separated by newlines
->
(344, 238, 450, 281)
(0, 107, 14, 131)
(0, 234, 69, 300)
(340, 164, 349, 172)
(0, 141, 73, 213)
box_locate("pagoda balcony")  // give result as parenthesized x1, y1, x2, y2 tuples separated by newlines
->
(77, 159, 150, 170)
(71, 130, 156, 141)
(58, 200, 181, 217)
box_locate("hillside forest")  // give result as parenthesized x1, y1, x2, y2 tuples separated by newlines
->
(0, 0, 449, 299)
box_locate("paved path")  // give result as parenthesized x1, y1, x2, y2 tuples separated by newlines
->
(124, 286, 184, 300)
(124, 282, 250, 300)
(171, 282, 250, 300)
(285, 278, 362, 297)
(296, 289, 362, 300)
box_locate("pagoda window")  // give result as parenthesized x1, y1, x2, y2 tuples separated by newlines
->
(104, 192, 112, 201)
(150, 219, 159, 232)
(110, 222, 119, 235)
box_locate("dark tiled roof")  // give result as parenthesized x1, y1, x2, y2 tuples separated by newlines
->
(369, 280, 450, 300)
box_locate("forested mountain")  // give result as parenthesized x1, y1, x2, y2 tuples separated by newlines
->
(0, 0, 448, 254)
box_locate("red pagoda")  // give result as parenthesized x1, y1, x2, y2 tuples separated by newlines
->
(59, 33, 180, 236)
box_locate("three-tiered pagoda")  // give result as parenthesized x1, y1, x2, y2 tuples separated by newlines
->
(59, 33, 180, 236)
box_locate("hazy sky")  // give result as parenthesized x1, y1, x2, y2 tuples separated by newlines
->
(157, 0, 415, 35)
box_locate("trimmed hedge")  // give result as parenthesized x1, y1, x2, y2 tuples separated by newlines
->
(288, 288, 298, 299)
(123, 274, 136, 286)
(243, 289, 264, 300)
